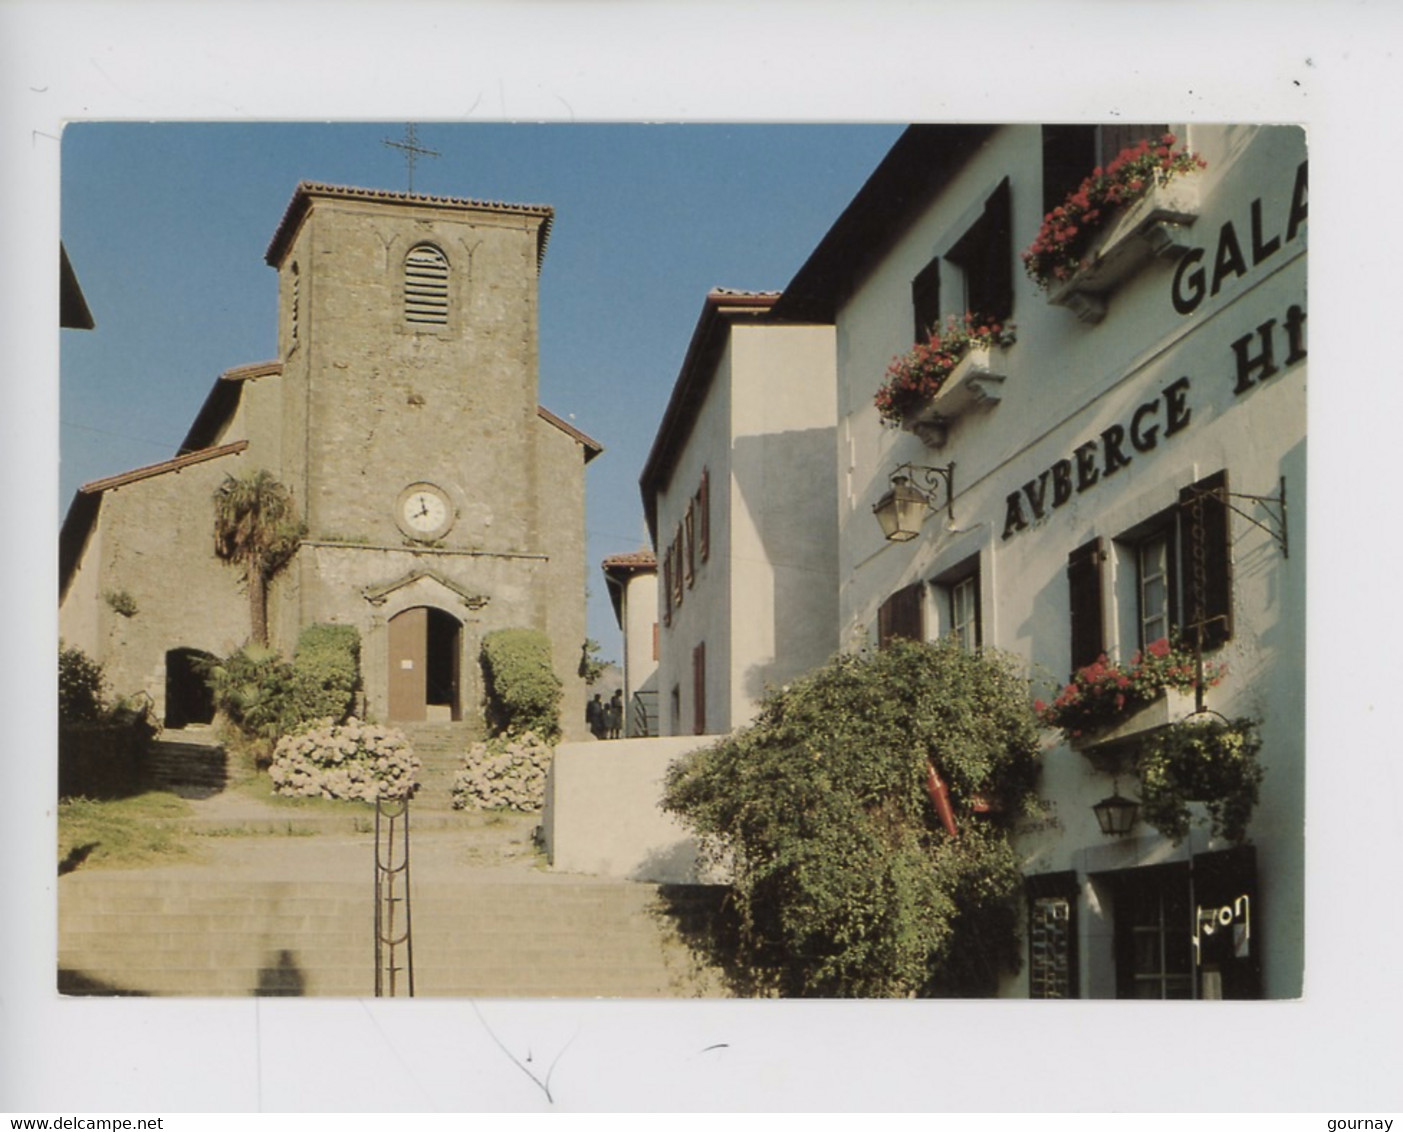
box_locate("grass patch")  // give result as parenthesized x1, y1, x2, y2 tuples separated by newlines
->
(58, 792, 197, 872)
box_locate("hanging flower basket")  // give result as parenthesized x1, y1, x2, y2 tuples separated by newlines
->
(1137, 715, 1264, 845)
(876, 314, 1015, 436)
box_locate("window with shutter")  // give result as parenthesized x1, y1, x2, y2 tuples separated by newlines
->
(692, 641, 706, 735)
(404, 244, 449, 326)
(1179, 470, 1233, 649)
(684, 502, 695, 588)
(877, 583, 925, 648)
(698, 469, 710, 562)
(912, 256, 941, 343)
(1042, 124, 1170, 216)
(1067, 537, 1106, 672)
(946, 178, 1013, 325)
(934, 555, 981, 652)
(662, 548, 673, 627)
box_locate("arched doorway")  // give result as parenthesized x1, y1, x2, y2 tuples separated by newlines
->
(387, 606, 462, 722)
(165, 647, 216, 729)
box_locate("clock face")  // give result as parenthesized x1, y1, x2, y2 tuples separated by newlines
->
(396, 483, 454, 540)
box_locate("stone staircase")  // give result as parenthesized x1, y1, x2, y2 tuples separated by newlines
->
(402, 721, 481, 808)
(58, 870, 726, 998)
(144, 731, 229, 798)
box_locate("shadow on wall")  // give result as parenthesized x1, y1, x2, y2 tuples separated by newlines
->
(255, 949, 306, 996)
(630, 837, 708, 885)
(731, 426, 840, 709)
(57, 968, 151, 997)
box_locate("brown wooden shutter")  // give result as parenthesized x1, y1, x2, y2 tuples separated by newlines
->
(1179, 470, 1233, 649)
(912, 257, 941, 343)
(1099, 124, 1169, 166)
(1067, 537, 1105, 673)
(692, 641, 706, 735)
(684, 501, 695, 587)
(878, 583, 925, 648)
(662, 549, 673, 627)
(698, 469, 710, 562)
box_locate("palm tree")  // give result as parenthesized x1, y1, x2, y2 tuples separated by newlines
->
(212, 470, 303, 645)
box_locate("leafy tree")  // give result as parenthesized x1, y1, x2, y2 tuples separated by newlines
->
(212, 470, 303, 645)
(663, 639, 1041, 997)
(578, 638, 607, 685)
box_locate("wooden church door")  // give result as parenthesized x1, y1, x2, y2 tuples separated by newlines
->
(388, 607, 429, 722)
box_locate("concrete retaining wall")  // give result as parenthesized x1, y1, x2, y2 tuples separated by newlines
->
(544, 735, 724, 884)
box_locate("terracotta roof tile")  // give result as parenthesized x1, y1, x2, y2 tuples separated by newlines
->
(602, 550, 657, 571)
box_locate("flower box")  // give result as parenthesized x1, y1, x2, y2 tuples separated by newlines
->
(1048, 177, 1201, 324)
(898, 345, 1009, 449)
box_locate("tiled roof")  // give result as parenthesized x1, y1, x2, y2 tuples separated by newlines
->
(537, 405, 604, 462)
(602, 550, 657, 572)
(221, 360, 283, 382)
(80, 441, 249, 495)
(265, 181, 555, 270)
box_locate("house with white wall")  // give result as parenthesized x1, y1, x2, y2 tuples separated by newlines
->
(772, 124, 1306, 999)
(639, 289, 839, 736)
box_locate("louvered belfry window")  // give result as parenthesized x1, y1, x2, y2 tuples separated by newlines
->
(405, 244, 449, 325)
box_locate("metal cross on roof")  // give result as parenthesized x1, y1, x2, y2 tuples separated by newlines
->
(382, 123, 440, 193)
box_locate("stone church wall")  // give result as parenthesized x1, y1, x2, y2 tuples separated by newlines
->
(65, 452, 255, 718)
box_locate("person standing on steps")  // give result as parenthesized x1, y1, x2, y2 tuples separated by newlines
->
(586, 693, 606, 739)
(607, 689, 623, 740)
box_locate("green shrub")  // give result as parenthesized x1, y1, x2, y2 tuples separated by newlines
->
(59, 645, 108, 723)
(202, 644, 300, 762)
(204, 627, 360, 763)
(58, 645, 160, 798)
(481, 628, 562, 741)
(291, 623, 360, 723)
(663, 639, 1042, 998)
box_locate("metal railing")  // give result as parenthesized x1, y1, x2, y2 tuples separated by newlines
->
(629, 689, 659, 738)
(373, 794, 414, 996)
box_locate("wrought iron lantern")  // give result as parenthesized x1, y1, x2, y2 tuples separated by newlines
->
(873, 462, 955, 543)
(1092, 790, 1140, 836)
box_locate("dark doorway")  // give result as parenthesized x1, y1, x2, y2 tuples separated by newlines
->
(165, 647, 215, 729)
(387, 606, 460, 722)
(425, 607, 461, 721)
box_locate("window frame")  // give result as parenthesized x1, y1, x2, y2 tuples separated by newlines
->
(933, 554, 982, 652)
(943, 177, 1013, 326)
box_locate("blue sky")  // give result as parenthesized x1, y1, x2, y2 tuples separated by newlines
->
(60, 121, 904, 656)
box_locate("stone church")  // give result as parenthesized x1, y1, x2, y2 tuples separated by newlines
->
(60, 183, 601, 739)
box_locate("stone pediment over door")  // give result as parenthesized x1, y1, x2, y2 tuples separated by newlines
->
(362, 569, 490, 613)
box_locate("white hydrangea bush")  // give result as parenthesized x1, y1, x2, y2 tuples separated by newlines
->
(270, 718, 419, 801)
(451, 731, 554, 812)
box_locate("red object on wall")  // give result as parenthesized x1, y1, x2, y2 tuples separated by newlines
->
(926, 760, 959, 838)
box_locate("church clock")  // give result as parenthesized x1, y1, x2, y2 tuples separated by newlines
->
(395, 482, 455, 541)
